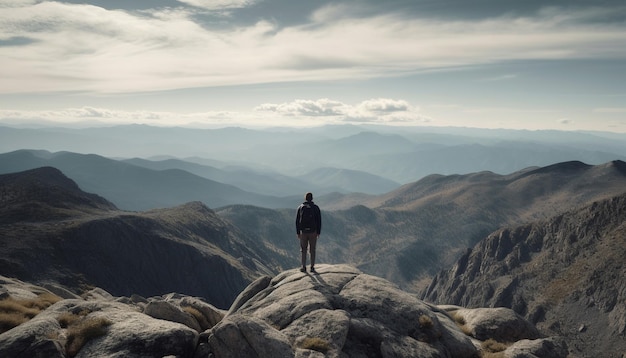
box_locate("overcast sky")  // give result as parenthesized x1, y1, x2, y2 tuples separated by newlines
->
(1, 0, 626, 131)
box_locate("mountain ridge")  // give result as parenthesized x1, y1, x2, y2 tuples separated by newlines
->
(2, 124, 626, 184)
(219, 159, 626, 292)
(0, 149, 296, 210)
(0, 167, 294, 308)
(420, 192, 626, 357)
(3, 159, 626, 301)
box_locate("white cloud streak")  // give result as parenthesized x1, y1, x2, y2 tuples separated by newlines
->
(0, 2, 625, 94)
(0, 106, 247, 127)
(0, 98, 428, 127)
(176, 0, 257, 10)
(256, 98, 428, 124)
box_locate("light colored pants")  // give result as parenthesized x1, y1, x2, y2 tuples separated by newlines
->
(299, 232, 318, 268)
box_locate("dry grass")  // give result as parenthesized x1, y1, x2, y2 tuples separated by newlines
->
(65, 315, 111, 357)
(57, 312, 81, 328)
(481, 352, 506, 358)
(182, 306, 210, 331)
(0, 292, 62, 333)
(448, 310, 473, 336)
(479, 338, 509, 358)
(299, 337, 331, 353)
(418, 314, 434, 329)
(482, 338, 508, 352)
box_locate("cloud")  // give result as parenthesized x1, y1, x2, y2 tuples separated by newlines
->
(0, 107, 243, 127)
(357, 98, 410, 113)
(256, 98, 428, 124)
(0, 2, 625, 94)
(594, 107, 626, 113)
(176, 0, 257, 11)
(255, 98, 346, 117)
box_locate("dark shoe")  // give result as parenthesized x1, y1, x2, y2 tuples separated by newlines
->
(310, 266, 316, 273)
(300, 267, 306, 273)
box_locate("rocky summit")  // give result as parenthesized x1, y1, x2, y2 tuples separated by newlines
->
(0, 265, 567, 358)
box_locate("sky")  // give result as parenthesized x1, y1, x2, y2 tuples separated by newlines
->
(1, 0, 626, 132)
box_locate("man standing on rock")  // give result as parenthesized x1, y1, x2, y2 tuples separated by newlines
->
(295, 192, 322, 273)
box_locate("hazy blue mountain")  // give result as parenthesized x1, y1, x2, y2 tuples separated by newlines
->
(346, 140, 626, 183)
(297, 167, 400, 194)
(122, 157, 314, 196)
(2, 124, 626, 185)
(0, 150, 294, 211)
(124, 157, 399, 196)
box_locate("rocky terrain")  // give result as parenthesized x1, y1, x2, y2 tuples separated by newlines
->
(0, 265, 568, 357)
(421, 192, 626, 357)
(0, 167, 293, 309)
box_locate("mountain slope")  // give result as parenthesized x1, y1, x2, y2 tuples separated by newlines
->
(0, 168, 294, 308)
(298, 167, 400, 194)
(220, 161, 626, 292)
(346, 141, 626, 183)
(123, 157, 316, 196)
(0, 166, 116, 222)
(420, 192, 626, 357)
(0, 150, 294, 210)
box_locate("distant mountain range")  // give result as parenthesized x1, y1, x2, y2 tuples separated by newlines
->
(0, 150, 400, 210)
(2, 124, 625, 185)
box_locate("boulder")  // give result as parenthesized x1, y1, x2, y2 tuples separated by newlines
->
(226, 275, 271, 316)
(452, 307, 540, 342)
(47, 300, 199, 358)
(41, 282, 82, 300)
(208, 314, 294, 357)
(0, 264, 561, 357)
(143, 299, 202, 332)
(223, 264, 479, 358)
(178, 296, 226, 330)
(503, 337, 568, 358)
(0, 298, 199, 358)
(82, 287, 115, 301)
(0, 315, 64, 357)
(281, 308, 350, 356)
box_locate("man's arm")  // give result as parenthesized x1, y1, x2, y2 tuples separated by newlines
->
(295, 205, 301, 235)
(315, 205, 322, 235)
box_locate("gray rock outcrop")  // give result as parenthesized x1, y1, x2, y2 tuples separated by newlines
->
(0, 266, 566, 357)
(206, 264, 565, 358)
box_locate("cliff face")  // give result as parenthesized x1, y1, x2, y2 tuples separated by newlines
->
(421, 193, 626, 357)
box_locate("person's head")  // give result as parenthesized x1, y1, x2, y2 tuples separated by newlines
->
(305, 192, 313, 201)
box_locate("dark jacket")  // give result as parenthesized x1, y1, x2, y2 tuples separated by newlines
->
(295, 200, 322, 235)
